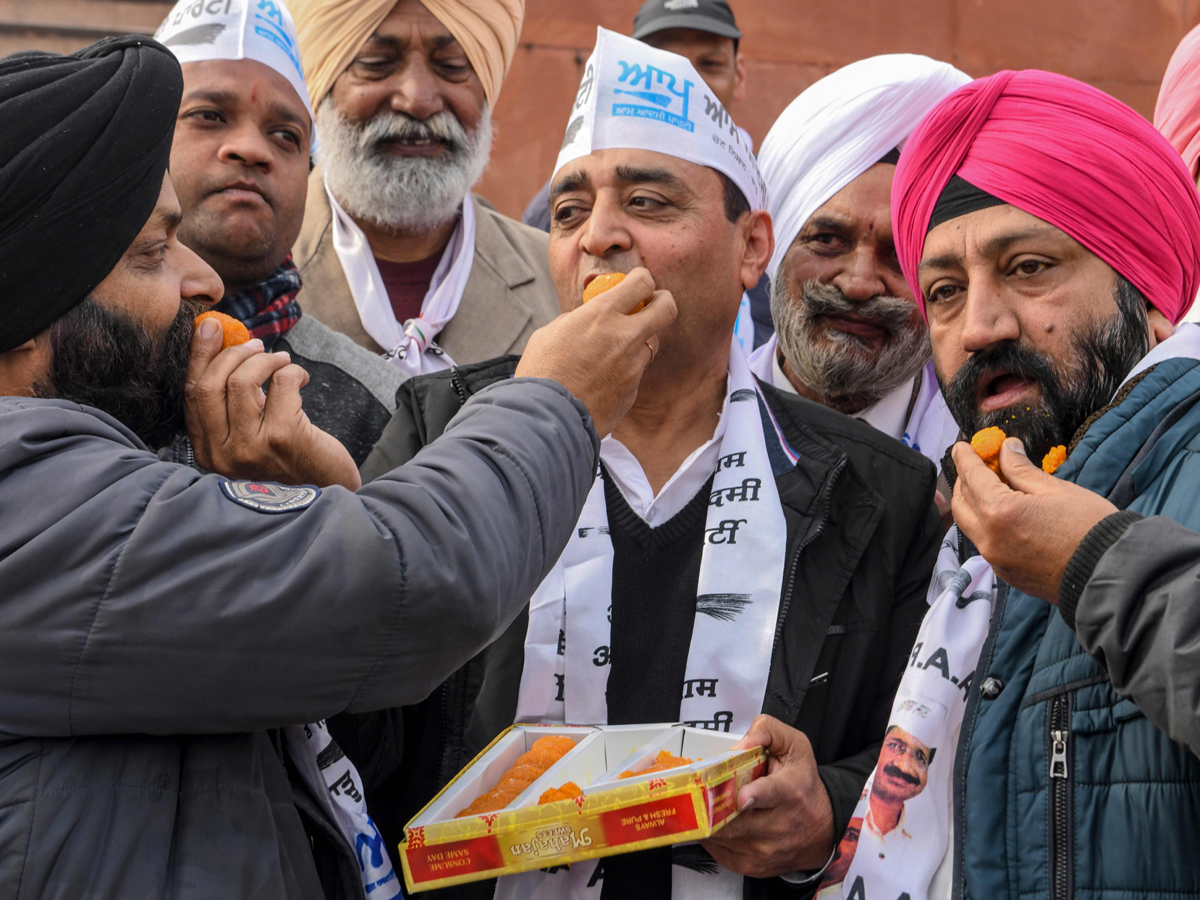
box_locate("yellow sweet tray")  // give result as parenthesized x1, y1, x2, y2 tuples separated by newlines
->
(399, 723, 766, 892)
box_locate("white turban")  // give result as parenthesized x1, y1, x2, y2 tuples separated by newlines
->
(759, 54, 970, 281)
(556, 27, 766, 212)
(157, 0, 312, 119)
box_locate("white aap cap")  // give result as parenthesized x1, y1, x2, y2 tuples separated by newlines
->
(156, 0, 312, 121)
(555, 26, 766, 212)
(890, 696, 948, 752)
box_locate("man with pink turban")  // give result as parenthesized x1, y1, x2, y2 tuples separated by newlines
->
(288, 0, 559, 377)
(785, 69, 1200, 900)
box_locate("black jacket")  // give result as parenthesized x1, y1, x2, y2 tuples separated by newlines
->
(332, 356, 941, 899)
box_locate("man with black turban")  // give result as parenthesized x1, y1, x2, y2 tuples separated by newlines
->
(0, 35, 675, 899)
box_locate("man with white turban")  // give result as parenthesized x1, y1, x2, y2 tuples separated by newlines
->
(751, 55, 969, 471)
(288, 0, 558, 376)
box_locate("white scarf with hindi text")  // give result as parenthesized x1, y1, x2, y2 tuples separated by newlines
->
(501, 343, 791, 900)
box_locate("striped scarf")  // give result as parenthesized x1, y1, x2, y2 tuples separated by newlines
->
(216, 255, 303, 340)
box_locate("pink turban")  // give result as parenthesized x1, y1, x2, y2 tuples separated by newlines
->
(1156, 24, 1200, 178)
(893, 69, 1200, 325)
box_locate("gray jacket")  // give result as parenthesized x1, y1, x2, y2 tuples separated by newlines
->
(1063, 512, 1200, 757)
(0, 379, 598, 900)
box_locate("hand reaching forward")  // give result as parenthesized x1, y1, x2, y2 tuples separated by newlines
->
(185, 317, 361, 491)
(951, 437, 1117, 601)
(515, 267, 677, 437)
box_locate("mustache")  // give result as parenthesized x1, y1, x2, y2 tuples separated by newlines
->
(882, 762, 922, 786)
(799, 278, 917, 336)
(944, 339, 1060, 411)
(360, 110, 468, 153)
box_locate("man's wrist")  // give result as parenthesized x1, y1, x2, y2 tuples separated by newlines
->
(1059, 510, 1144, 629)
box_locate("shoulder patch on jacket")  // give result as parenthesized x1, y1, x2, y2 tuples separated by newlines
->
(220, 480, 320, 513)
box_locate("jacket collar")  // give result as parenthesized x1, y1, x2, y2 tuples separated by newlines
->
(295, 166, 541, 361)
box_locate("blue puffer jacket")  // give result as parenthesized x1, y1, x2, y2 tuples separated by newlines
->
(956, 357, 1200, 900)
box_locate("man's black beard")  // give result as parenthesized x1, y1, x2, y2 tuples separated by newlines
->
(32, 297, 202, 449)
(940, 278, 1150, 462)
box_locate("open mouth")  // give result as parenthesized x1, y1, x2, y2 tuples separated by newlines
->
(377, 135, 450, 157)
(978, 369, 1039, 413)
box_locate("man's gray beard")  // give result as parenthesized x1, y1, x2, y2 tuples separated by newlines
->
(316, 98, 493, 233)
(771, 276, 931, 411)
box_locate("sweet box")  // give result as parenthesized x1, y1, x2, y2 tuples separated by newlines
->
(399, 722, 767, 892)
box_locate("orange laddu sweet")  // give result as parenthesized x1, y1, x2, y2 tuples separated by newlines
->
(456, 735, 578, 817)
(538, 782, 584, 805)
(1042, 445, 1067, 474)
(970, 426, 1007, 474)
(194, 310, 251, 349)
(619, 749, 695, 779)
(582, 271, 645, 313)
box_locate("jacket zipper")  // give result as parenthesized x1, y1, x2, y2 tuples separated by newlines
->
(1049, 693, 1072, 900)
(770, 456, 847, 655)
(951, 583, 1009, 900)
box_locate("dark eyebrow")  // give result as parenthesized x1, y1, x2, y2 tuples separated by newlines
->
(183, 88, 307, 130)
(181, 87, 239, 107)
(361, 31, 460, 53)
(265, 101, 307, 129)
(613, 165, 686, 192)
(130, 208, 181, 252)
(550, 171, 591, 198)
(803, 214, 853, 233)
(919, 225, 1062, 274)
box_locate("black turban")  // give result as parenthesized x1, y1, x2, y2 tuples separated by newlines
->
(0, 36, 182, 353)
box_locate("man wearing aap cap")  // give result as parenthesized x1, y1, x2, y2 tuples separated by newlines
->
(824, 69, 1200, 900)
(157, 0, 409, 468)
(360, 26, 941, 899)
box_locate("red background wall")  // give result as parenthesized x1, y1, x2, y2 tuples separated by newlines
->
(7, 1, 1200, 220)
(476, 0, 1200, 218)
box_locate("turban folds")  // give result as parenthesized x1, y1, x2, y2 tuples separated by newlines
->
(894, 70, 1200, 325)
(1155, 24, 1200, 177)
(758, 54, 969, 282)
(289, 0, 523, 113)
(0, 36, 182, 354)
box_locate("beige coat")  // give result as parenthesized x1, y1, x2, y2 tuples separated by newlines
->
(293, 169, 560, 362)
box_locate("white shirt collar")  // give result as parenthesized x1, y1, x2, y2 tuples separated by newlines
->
(601, 375, 730, 528)
(1119, 322, 1200, 389)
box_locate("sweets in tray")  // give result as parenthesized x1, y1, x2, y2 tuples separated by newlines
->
(399, 723, 767, 893)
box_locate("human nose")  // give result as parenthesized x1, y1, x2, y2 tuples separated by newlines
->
(959, 275, 1020, 353)
(389, 59, 445, 121)
(578, 193, 632, 260)
(832, 245, 890, 302)
(181, 245, 225, 307)
(218, 123, 274, 170)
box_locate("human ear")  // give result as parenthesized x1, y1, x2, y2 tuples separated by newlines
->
(740, 209, 774, 291)
(1146, 306, 1174, 349)
(0, 333, 52, 397)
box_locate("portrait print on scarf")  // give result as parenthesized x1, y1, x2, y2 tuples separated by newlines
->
(815, 535, 995, 900)
(504, 344, 793, 900)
